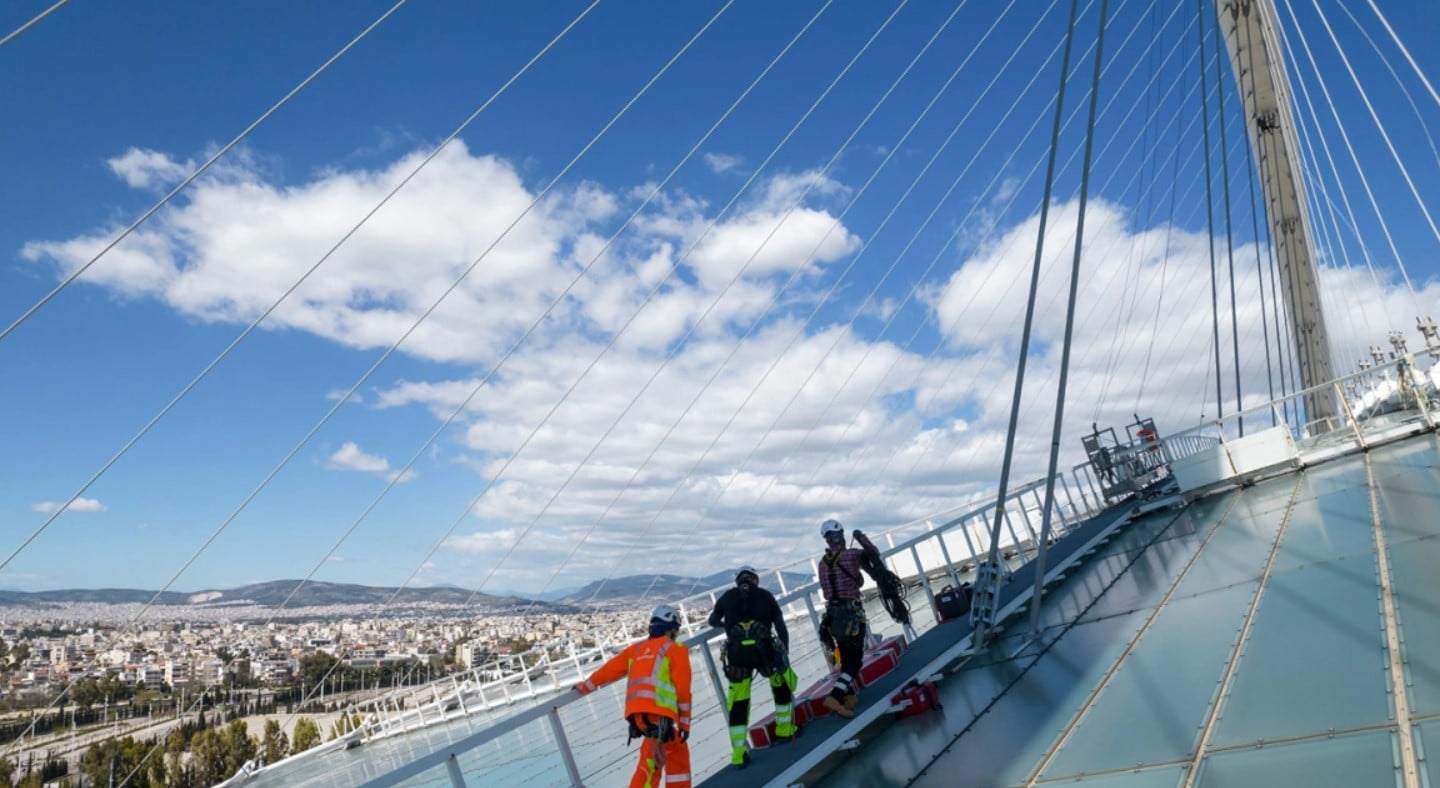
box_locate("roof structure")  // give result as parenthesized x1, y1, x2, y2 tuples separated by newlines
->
(818, 431, 1439, 787)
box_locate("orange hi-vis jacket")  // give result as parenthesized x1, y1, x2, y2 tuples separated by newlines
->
(577, 634, 693, 731)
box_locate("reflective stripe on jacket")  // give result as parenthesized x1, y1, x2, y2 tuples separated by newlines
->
(581, 634, 694, 730)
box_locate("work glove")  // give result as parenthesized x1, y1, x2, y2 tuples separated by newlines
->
(678, 729, 690, 743)
(573, 682, 590, 695)
(853, 529, 865, 539)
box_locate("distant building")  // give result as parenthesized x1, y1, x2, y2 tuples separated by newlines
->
(136, 665, 164, 690)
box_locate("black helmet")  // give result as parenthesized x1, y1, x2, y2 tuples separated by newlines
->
(735, 565, 759, 587)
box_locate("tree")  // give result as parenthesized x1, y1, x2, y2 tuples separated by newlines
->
(212, 719, 257, 779)
(189, 729, 227, 785)
(77, 737, 146, 788)
(0, 756, 13, 785)
(298, 652, 343, 688)
(291, 717, 321, 753)
(260, 719, 289, 765)
(165, 728, 194, 788)
(328, 713, 364, 741)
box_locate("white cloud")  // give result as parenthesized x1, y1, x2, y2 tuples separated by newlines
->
(25, 146, 856, 364)
(30, 497, 107, 514)
(28, 143, 1432, 593)
(327, 442, 389, 473)
(703, 152, 744, 175)
(106, 148, 193, 189)
(327, 442, 417, 483)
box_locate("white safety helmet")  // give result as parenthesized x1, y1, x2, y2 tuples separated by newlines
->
(650, 603, 681, 628)
(821, 519, 845, 540)
(736, 565, 759, 585)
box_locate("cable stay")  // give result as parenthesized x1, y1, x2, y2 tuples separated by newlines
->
(0, 0, 604, 575)
(1280, 1, 1423, 314)
(972, 0, 1084, 648)
(1310, 0, 1440, 251)
(455, 0, 917, 608)
(0, 0, 415, 346)
(1332, 2, 1440, 174)
(1209, 1, 1245, 434)
(720, 0, 1203, 584)
(2, 0, 716, 751)
(1280, 9, 1413, 348)
(0, 0, 69, 48)
(8, 2, 1440, 785)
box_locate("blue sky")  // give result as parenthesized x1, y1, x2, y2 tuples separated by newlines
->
(1, 0, 1437, 596)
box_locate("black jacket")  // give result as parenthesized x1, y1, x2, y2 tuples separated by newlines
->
(707, 584, 789, 650)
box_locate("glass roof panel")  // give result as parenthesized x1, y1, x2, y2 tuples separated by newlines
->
(1195, 729, 1397, 787)
(1369, 440, 1440, 547)
(1268, 462, 1376, 572)
(906, 614, 1146, 788)
(1165, 481, 1291, 598)
(1043, 764, 1187, 787)
(1207, 552, 1389, 747)
(1373, 453, 1440, 716)
(1413, 719, 1440, 787)
(1040, 583, 1256, 779)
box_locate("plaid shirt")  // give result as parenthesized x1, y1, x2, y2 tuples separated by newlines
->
(817, 533, 877, 601)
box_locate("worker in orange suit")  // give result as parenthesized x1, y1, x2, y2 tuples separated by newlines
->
(575, 603, 693, 788)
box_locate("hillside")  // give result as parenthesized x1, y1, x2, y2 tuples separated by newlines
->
(0, 580, 541, 610)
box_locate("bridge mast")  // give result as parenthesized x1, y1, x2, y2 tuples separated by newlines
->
(1215, 0, 1337, 423)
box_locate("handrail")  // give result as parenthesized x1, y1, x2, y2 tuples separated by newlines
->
(673, 474, 1071, 617)
(334, 460, 1110, 787)
(354, 688, 587, 788)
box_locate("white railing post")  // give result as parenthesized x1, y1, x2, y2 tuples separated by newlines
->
(1336, 382, 1368, 449)
(1406, 363, 1436, 429)
(1057, 475, 1077, 528)
(803, 593, 824, 647)
(909, 545, 938, 628)
(699, 641, 728, 713)
(1021, 490, 1044, 550)
(547, 708, 585, 787)
(1000, 508, 1024, 556)
(956, 515, 979, 565)
(935, 533, 962, 589)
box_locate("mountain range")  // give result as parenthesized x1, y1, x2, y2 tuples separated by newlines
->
(0, 569, 815, 610)
(0, 580, 537, 610)
(555, 569, 814, 604)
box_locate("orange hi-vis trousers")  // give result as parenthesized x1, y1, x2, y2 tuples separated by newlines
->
(631, 736, 691, 788)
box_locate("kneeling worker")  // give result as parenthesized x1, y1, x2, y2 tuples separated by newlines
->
(575, 604, 692, 788)
(708, 565, 798, 768)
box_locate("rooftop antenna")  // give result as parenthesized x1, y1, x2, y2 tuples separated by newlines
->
(1416, 316, 1440, 359)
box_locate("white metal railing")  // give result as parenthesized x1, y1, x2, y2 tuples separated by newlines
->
(1161, 355, 1437, 495)
(327, 462, 1114, 788)
(351, 357, 1440, 786)
(1161, 433, 1223, 463)
(222, 356, 1440, 787)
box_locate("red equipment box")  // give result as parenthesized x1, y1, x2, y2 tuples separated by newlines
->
(872, 633, 909, 661)
(858, 647, 899, 687)
(748, 713, 779, 748)
(793, 674, 838, 723)
(890, 679, 942, 717)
